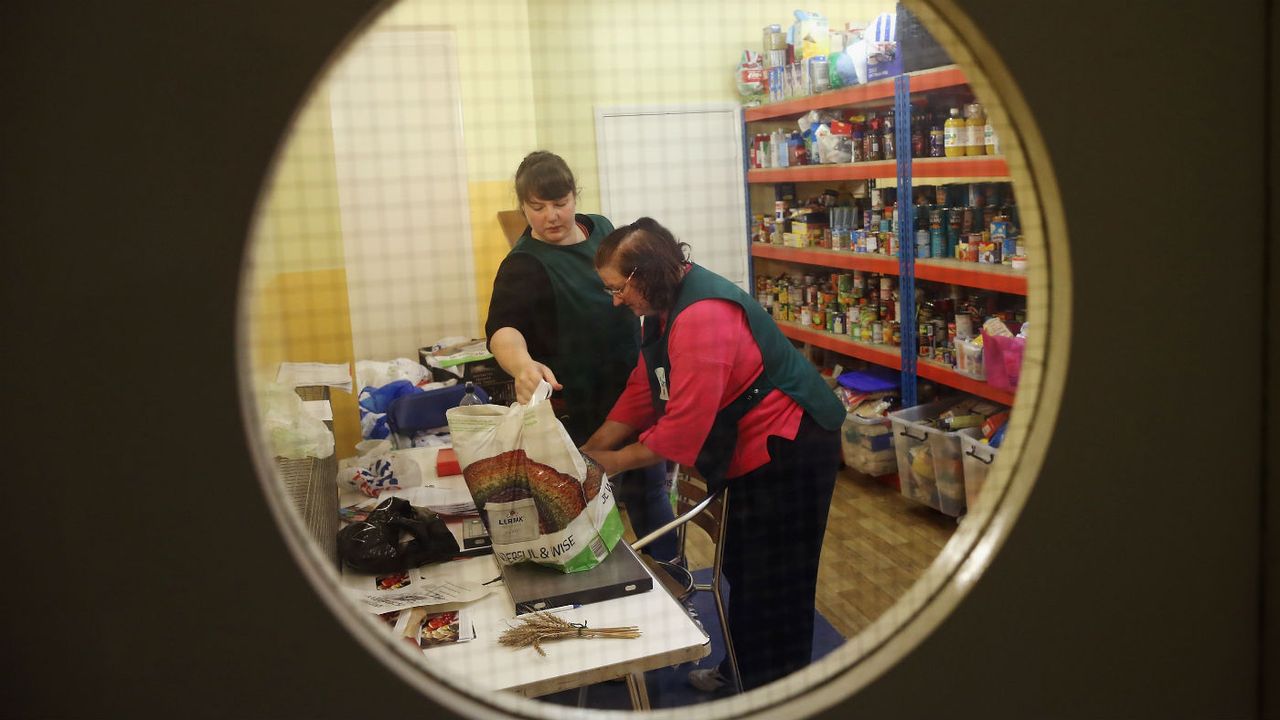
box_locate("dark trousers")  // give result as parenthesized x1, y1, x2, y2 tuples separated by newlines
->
(719, 412, 840, 690)
(614, 462, 679, 561)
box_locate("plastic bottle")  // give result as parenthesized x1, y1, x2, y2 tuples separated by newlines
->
(864, 112, 879, 161)
(929, 119, 945, 157)
(965, 103, 986, 156)
(881, 112, 895, 160)
(459, 381, 483, 406)
(944, 107, 964, 157)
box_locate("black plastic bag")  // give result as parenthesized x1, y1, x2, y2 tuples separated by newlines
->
(337, 496, 460, 574)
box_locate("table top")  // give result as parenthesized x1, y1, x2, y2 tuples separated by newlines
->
(338, 446, 710, 698)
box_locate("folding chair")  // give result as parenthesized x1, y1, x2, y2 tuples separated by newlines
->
(631, 465, 743, 694)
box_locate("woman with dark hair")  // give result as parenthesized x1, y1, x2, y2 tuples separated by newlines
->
(484, 152, 675, 561)
(582, 217, 846, 693)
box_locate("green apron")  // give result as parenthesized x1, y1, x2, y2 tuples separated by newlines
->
(510, 214, 639, 444)
(640, 264, 845, 491)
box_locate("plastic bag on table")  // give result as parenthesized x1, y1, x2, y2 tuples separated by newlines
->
(338, 439, 423, 497)
(337, 496, 459, 574)
(263, 382, 334, 460)
(446, 381, 622, 573)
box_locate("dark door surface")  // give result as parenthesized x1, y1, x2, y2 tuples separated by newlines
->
(0, 1, 1270, 718)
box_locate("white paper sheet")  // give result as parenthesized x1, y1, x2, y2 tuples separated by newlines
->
(349, 579, 490, 614)
(276, 362, 353, 393)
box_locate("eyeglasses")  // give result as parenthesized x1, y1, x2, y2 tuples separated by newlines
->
(603, 269, 635, 297)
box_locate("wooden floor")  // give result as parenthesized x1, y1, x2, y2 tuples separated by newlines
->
(643, 468, 957, 641)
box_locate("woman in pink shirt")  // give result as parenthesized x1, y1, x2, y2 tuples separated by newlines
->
(582, 217, 845, 693)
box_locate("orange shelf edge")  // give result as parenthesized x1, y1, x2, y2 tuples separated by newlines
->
(777, 322, 902, 371)
(916, 361, 1016, 405)
(751, 245, 1026, 295)
(748, 161, 897, 183)
(751, 244, 900, 275)
(777, 322, 1017, 405)
(744, 65, 969, 122)
(747, 157, 1008, 184)
(912, 156, 1009, 177)
(914, 259, 1027, 295)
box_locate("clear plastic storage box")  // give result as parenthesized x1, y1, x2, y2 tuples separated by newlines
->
(841, 412, 897, 476)
(888, 400, 980, 517)
(960, 432, 1000, 514)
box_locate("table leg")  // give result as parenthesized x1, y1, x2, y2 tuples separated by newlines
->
(625, 672, 650, 711)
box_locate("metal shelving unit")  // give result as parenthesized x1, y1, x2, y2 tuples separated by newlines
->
(745, 64, 1023, 407)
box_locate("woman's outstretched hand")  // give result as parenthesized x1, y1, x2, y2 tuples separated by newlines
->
(514, 361, 562, 403)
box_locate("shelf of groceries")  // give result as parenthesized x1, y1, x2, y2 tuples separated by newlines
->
(742, 12, 1022, 520)
(743, 64, 970, 122)
(776, 319, 1016, 406)
(747, 155, 1010, 184)
(750, 244, 1027, 295)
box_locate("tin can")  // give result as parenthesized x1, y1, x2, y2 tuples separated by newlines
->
(812, 304, 824, 328)
(799, 305, 811, 326)
(833, 310, 845, 335)
(872, 322, 883, 344)
(916, 230, 931, 258)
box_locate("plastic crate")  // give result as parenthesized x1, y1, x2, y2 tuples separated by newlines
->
(961, 433, 1000, 513)
(841, 411, 897, 476)
(888, 400, 978, 516)
(888, 400, 955, 513)
(931, 427, 981, 516)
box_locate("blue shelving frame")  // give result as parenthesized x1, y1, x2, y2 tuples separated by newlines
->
(894, 74, 918, 408)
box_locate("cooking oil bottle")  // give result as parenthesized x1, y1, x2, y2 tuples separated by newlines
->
(943, 107, 965, 157)
(965, 102, 986, 156)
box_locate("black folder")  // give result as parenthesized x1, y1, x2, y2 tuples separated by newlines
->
(501, 542, 654, 614)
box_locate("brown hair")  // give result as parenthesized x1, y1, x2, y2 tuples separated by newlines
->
(595, 217, 690, 313)
(514, 151, 578, 205)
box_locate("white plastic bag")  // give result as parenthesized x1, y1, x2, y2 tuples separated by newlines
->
(264, 383, 334, 460)
(445, 382, 623, 573)
(337, 439, 423, 497)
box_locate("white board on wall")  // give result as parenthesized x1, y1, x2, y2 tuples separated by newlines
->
(595, 104, 749, 288)
(328, 29, 477, 361)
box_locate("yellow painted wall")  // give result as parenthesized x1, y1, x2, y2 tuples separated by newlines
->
(245, 84, 362, 458)
(527, 0, 894, 215)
